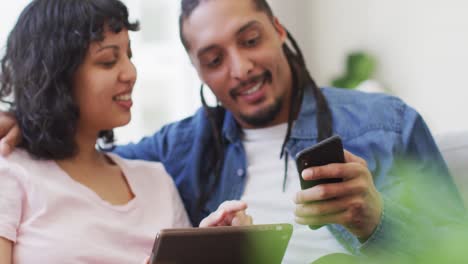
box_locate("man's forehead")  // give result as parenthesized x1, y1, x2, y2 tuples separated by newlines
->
(194, 20, 262, 57)
(183, 1, 268, 53)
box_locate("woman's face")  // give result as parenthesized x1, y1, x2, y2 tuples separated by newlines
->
(73, 28, 136, 134)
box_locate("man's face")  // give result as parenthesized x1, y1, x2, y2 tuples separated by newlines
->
(183, 0, 292, 128)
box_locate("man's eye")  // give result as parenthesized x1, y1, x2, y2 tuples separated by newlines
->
(244, 37, 260, 47)
(207, 56, 222, 68)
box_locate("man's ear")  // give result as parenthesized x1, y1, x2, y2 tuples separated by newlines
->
(272, 17, 287, 43)
(190, 59, 206, 84)
(189, 56, 196, 67)
(186, 50, 200, 71)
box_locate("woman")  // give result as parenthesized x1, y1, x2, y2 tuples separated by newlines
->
(0, 0, 250, 263)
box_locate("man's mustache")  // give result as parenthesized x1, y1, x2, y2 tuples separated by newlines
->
(229, 71, 272, 98)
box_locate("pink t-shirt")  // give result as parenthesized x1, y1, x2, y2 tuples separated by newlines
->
(0, 149, 191, 263)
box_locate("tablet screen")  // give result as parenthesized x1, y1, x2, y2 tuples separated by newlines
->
(150, 223, 293, 264)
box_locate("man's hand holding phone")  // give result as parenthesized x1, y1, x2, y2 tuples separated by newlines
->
(293, 136, 383, 241)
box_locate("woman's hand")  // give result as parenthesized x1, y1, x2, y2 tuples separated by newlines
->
(199, 200, 253, 227)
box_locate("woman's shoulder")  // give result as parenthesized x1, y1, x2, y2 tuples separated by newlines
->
(0, 149, 48, 191)
(0, 149, 41, 172)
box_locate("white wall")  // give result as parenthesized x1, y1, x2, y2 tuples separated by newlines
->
(275, 0, 468, 134)
(2, 1, 467, 141)
(0, 0, 30, 47)
(116, 0, 201, 143)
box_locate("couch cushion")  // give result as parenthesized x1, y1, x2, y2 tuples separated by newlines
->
(436, 131, 468, 206)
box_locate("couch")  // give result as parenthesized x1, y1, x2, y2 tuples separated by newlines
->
(436, 131, 468, 206)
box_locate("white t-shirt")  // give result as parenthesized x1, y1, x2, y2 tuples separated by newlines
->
(0, 149, 191, 264)
(241, 123, 348, 264)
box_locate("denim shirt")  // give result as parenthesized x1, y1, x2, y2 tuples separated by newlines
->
(114, 87, 463, 256)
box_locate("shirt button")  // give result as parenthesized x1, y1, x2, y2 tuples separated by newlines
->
(237, 169, 244, 177)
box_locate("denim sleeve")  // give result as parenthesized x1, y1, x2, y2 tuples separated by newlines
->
(112, 114, 197, 164)
(112, 121, 184, 163)
(359, 104, 465, 259)
(113, 132, 164, 162)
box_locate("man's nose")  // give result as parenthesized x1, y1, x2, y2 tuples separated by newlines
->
(229, 50, 254, 81)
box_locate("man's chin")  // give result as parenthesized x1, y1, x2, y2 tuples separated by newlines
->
(238, 100, 283, 128)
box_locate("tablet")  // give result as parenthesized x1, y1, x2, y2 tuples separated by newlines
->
(150, 223, 293, 264)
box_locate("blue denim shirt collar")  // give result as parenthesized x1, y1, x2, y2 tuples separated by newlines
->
(290, 87, 318, 140)
(222, 110, 241, 144)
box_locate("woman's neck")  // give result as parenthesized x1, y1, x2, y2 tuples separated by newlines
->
(57, 129, 109, 167)
(54, 128, 134, 206)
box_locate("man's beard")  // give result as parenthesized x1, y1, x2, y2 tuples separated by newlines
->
(238, 97, 283, 127)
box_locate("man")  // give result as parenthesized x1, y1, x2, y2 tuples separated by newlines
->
(0, 0, 463, 262)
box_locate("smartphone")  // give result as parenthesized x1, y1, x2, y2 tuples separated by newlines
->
(295, 135, 345, 190)
(295, 135, 345, 230)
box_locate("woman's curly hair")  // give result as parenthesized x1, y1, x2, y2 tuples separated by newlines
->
(0, 0, 139, 160)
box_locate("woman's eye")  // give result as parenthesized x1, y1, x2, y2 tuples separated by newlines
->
(100, 61, 117, 68)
